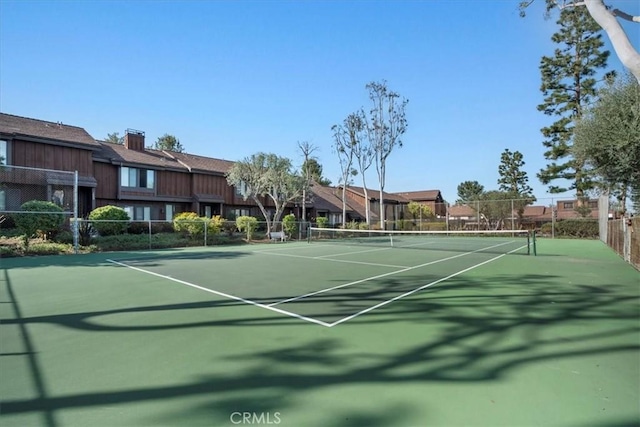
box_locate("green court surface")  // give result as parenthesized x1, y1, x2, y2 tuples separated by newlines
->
(1, 238, 639, 427)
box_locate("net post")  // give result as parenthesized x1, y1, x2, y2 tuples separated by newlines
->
(532, 230, 537, 256)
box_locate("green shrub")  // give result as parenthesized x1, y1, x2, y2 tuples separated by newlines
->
(89, 206, 129, 236)
(13, 200, 65, 248)
(222, 220, 237, 236)
(236, 216, 258, 240)
(173, 212, 207, 237)
(151, 222, 174, 234)
(555, 219, 599, 238)
(316, 217, 329, 228)
(358, 222, 370, 230)
(282, 214, 297, 238)
(27, 242, 72, 255)
(54, 230, 74, 244)
(127, 221, 149, 235)
(539, 222, 553, 235)
(209, 215, 224, 235)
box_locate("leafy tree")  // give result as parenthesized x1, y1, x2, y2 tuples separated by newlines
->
(456, 181, 485, 204)
(520, 0, 640, 83)
(226, 153, 307, 234)
(498, 149, 536, 224)
(573, 72, 640, 214)
(536, 5, 612, 199)
(154, 134, 185, 153)
(13, 200, 65, 248)
(407, 201, 434, 222)
(301, 158, 331, 186)
(105, 132, 124, 144)
(365, 80, 408, 229)
(332, 116, 359, 227)
(478, 191, 513, 230)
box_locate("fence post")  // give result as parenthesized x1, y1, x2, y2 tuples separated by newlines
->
(204, 219, 208, 246)
(148, 219, 152, 250)
(73, 171, 79, 254)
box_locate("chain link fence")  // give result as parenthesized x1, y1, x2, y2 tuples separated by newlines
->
(606, 217, 639, 270)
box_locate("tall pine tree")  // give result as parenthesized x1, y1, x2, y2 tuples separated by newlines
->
(498, 149, 535, 225)
(537, 6, 611, 202)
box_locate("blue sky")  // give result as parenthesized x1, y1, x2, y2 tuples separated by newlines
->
(1, 0, 638, 204)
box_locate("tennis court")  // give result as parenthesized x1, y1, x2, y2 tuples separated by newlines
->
(1, 235, 639, 426)
(105, 229, 534, 327)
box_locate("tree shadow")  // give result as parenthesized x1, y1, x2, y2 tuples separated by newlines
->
(2, 267, 638, 426)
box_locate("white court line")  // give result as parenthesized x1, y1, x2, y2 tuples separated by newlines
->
(328, 244, 526, 327)
(268, 240, 517, 307)
(257, 251, 409, 269)
(106, 259, 333, 328)
(314, 246, 396, 258)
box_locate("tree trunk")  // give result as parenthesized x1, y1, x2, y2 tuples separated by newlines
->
(584, 0, 640, 83)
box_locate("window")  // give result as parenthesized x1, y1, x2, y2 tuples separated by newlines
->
(120, 167, 155, 189)
(562, 202, 574, 209)
(588, 201, 598, 209)
(0, 140, 7, 165)
(231, 208, 250, 218)
(235, 181, 248, 197)
(165, 204, 174, 221)
(124, 206, 151, 221)
(329, 213, 342, 225)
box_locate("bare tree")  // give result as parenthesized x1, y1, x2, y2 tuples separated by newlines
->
(331, 120, 358, 228)
(349, 111, 373, 226)
(365, 80, 408, 229)
(297, 141, 319, 222)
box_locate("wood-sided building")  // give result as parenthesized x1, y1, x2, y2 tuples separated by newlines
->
(0, 113, 272, 220)
(0, 113, 99, 216)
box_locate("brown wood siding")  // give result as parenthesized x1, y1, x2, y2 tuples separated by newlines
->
(157, 170, 192, 197)
(191, 173, 229, 197)
(11, 139, 93, 175)
(93, 162, 118, 199)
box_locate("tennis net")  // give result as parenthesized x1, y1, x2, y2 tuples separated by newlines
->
(308, 227, 536, 255)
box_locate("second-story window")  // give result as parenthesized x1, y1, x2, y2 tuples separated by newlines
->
(235, 180, 248, 197)
(0, 140, 7, 165)
(562, 202, 574, 209)
(121, 167, 155, 189)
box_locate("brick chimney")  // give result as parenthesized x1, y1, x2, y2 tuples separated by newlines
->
(124, 129, 145, 151)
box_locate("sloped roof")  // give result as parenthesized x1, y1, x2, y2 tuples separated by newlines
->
(448, 205, 476, 217)
(95, 142, 188, 170)
(311, 184, 376, 220)
(393, 190, 442, 201)
(0, 113, 100, 148)
(522, 205, 549, 217)
(166, 151, 234, 174)
(343, 185, 409, 203)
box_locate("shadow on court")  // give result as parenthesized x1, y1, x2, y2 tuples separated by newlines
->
(2, 268, 639, 426)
